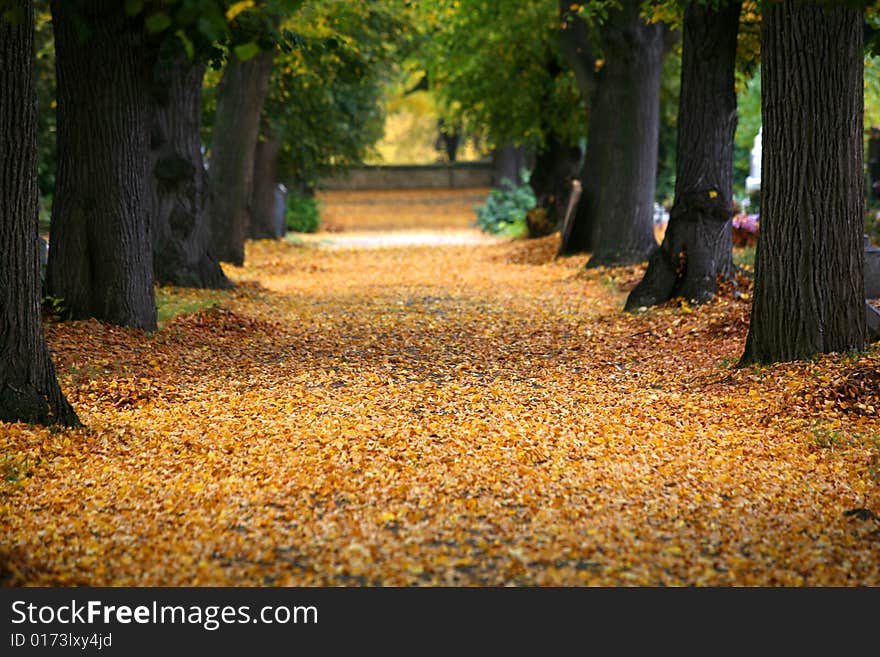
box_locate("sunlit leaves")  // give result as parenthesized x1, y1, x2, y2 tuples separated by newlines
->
(226, 0, 255, 22)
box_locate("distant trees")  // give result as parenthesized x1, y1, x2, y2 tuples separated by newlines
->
(246, 0, 404, 240)
(413, 0, 587, 233)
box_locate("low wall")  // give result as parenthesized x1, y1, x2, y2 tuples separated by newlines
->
(318, 163, 494, 191)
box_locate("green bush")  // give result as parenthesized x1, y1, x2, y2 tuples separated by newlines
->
(286, 191, 322, 233)
(474, 169, 535, 238)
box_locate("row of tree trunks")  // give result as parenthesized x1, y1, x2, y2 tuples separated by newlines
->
(207, 49, 275, 266)
(625, 1, 741, 310)
(149, 56, 231, 289)
(0, 0, 79, 426)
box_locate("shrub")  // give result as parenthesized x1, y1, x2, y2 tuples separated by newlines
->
(286, 190, 322, 233)
(474, 169, 535, 238)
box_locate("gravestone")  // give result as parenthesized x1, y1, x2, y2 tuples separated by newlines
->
(273, 183, 288, 238)
(863, 235, 880, 338)
(745, 127, 762, 194)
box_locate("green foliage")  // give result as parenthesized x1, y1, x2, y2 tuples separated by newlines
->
(259, 0, 406, 186)
(474, 170, 535, 238)
(412, 0, 586, 153)
(155, 293, 224, 325)
(285, 190, 321, 233)
(2, 453, 39, 484)
(733, 69, 761, 198)
(656, 44, 681, 207)
(34, 5, 55, 198)
(866, 55, 880, 130)
(41, 295, 69, 323)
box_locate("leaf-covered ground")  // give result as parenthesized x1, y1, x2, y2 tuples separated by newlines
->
(3, 189, 879, 586)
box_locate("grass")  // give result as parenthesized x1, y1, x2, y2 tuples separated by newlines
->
(733, 245, 755, 269)
(155, 286, 232, 327)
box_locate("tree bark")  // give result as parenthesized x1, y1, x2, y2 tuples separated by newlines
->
(47, 0, 157, 331)
(149, 55, 232, 289)
(740, 2, 865, 364)
(491, 144, 529, 188)
(558, 0, 666, 265)
(0, 0, 79, 426)
(626, 1, 741, 310)
(527, 133, 582, 238)
(249, 134, 284, 239)
(207, 49, 274, 266)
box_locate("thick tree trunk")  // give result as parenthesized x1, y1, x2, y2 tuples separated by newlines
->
(208, 49, 274, 266)
(740, 2, 865, 364)
(558, 0, 666, 265)
(0, 1, 79, 426)
(47, 0, 157, 331)
(626, 2, 741, 310)
(149, 56, 231, 289)
(527, 133, 582, 238)
(249, 134, 284, 240)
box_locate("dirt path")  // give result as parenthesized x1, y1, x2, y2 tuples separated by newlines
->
(3, 188, 879, 586)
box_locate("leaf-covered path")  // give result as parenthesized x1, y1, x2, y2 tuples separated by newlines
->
(3, 189, 880, 586)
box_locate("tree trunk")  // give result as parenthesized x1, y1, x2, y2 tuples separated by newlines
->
(527, 133, 582, 238)
(47, 0, 157, 331)
(625, 1, 741, 310)
(249, 134, 284, 239)
(558, 0, 666, 265)
(740, 2, 865, 364)
(208, 49, 274, 266)
(149, 55, 231, 289)
(491, 144, 529, 188)
(0, 0, 79, 426)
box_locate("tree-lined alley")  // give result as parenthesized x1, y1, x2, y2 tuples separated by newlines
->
(2, 191, 879, 586)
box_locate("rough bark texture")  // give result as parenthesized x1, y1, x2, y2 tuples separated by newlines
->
(0, 1, 80, 426)
(149, 56, 231, 289)
(207, 49, 274, 266)
(626, 2, 741, 310)
(47, 0, 157, 331)
(740, 2, 865, 364)
(249, 134, 284, 240)
(527, 134, 583, 238)
(558, 0, 665, 265)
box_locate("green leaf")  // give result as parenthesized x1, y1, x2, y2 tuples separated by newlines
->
(234, 42, 261, 62)
(145, 12, 172, 33)
(175, 29, 194, 60)
(124, 0, 143, 16)
(226, 1, 254, 22)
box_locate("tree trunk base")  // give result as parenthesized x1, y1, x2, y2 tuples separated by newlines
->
(625, 207, 733, 310)
(0, 375, 80, 427)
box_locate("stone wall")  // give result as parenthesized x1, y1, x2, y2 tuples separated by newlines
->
(318, 163, 494, 191)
